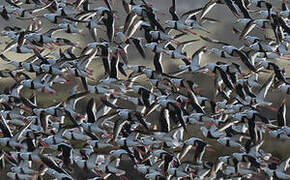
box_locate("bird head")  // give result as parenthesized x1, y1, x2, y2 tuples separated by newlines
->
(165, 20, 175, 27)
(144, 42, 157, 49)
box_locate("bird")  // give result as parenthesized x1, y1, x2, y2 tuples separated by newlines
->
(0, 1, 289, 180)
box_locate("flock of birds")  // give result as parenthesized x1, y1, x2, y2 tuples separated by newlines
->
(0, 0, 290, 179)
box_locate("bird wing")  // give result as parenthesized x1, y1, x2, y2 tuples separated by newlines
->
(78, 49, 98, 70)
(278, 156, 290, 172)
(89, 28, 98, 42)
(12, 120, 33, 142)
(234, 50, 257, 72)
(103, 11, 115, 42)
(233, 0, 251, 19)
(218, 120, 239, 132)
(131, 38, 146, 59)
(104, 0, 113, 11)
(159, 108, 170, 133)
(87, 98, 97, 123)
(65, 91, 89, 110)
(144, 102, 160, 118)
(224, 0, 240, 18)
(239, 20, 256, 39)
(187, 89, 205, 114)
(180, 8, 203, 23)
(39, 111, 49, 133)
(178, 144, 192, 160)
(200, 35, 230, 46)
(123, 12, 138, 35)
(109, 52, 119, 78)
(176, 39, 199, 54)
(256, 74, 274, 101)
(153, 52, 163, 73)
(127, 132, 139, 141)
(113, 119, 129, 141)
(200, 0, 217, 20)
(81, 77, 88, 91)
(191, 46, 206, 67)
(169, 0, 179, 21)
(126, 19, 144, 40)
(122, 0, 131, 13)
(26, 1, 54, 14)
(282, 0, 289, 11)
(146, 9, 165, 32)
(39, 154, 69, 175)
(0, 115, 12, 138)
(277, 99, 287, 127)
(5, 0, 20, 8)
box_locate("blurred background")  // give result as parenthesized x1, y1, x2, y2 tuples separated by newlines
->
(0, 0, 289, 179)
